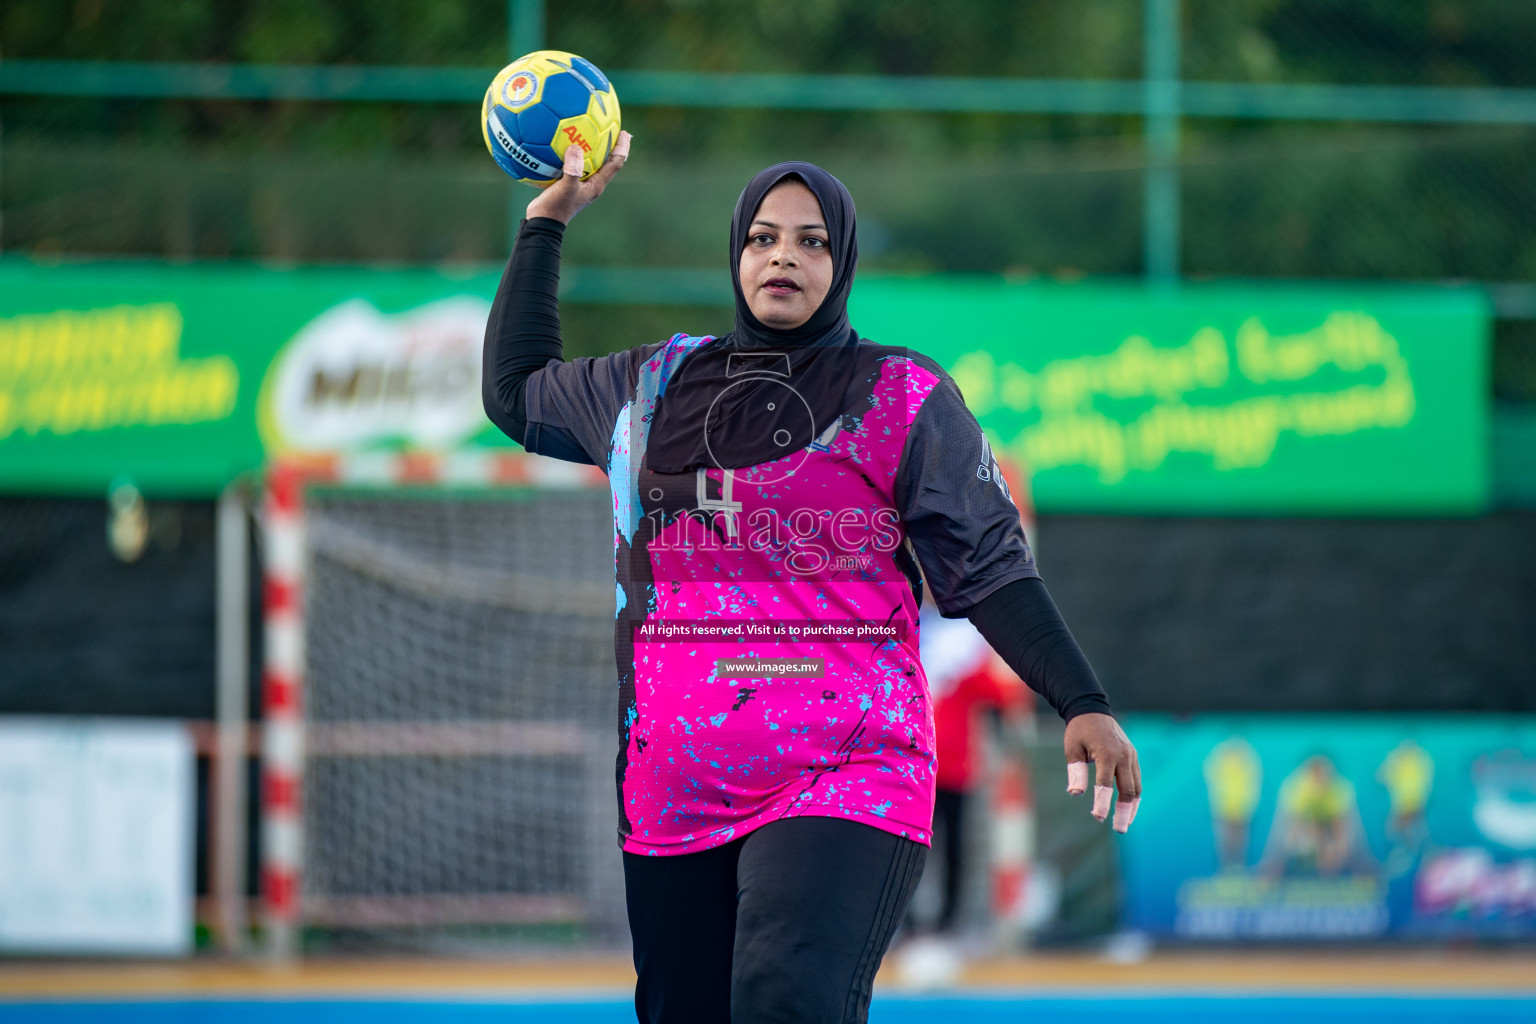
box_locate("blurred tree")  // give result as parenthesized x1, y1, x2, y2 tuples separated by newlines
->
(1, 0, 1533, 300)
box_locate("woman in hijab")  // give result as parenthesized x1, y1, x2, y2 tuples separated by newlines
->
(484, 136, 1141, 1024)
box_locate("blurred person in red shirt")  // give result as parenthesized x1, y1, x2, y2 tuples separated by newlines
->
(920, 600, 1032, 934)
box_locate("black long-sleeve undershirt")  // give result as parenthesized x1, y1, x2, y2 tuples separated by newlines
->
(480, 216, 1113, 723)
(481, 217, 567, 445)
(966, 577, 1112, 721)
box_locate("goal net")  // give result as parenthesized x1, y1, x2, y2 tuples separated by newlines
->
(260, 454, 625, 954)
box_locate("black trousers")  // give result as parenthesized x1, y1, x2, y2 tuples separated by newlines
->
(623, 816, 927, 1024)
(931, 787, 967, 933)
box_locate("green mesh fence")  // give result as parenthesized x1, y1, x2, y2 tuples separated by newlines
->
(2, 0, 1534, 381)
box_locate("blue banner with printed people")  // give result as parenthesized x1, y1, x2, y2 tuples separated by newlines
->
(1120, 715, 1536, 939)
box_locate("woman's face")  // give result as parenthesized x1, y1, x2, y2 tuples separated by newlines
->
(738, 181, 834, 330)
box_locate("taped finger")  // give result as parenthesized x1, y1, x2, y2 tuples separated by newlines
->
(1092, 784, 1113, 822)
(1113, 797, 1140, 833)
(593, 135, 631, 185)
(1067, 761, 1089, 795)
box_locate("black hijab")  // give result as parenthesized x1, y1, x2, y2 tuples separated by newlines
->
(644, 161, 866, 474)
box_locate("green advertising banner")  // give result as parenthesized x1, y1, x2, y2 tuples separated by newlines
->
(0, 262, 1491, 511)
(0, 259, 509, 495)
(849, 278, 1490, 513)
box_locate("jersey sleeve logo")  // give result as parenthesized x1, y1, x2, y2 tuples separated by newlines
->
(977, 432, 1011, 500)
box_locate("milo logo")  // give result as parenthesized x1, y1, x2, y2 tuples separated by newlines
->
(258, 296, 491, 455)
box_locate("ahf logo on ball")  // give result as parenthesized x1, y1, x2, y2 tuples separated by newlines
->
(259, 296, 490, 455)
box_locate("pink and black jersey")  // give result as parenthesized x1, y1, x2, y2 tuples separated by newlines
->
(524, 332, 1039, 855)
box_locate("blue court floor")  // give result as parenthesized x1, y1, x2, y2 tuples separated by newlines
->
(6, 995, 1536, 1023)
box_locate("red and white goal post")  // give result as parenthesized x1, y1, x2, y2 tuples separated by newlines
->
(258, 449, 615, 959)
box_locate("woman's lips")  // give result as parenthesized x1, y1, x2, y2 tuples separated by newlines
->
(763, 278, 800, 296)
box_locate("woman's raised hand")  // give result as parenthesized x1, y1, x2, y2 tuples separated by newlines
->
(526, 130, 632, 225)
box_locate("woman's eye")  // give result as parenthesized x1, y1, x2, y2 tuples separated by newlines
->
(751, 234, 774, 246)
(803, 237, 827, 249)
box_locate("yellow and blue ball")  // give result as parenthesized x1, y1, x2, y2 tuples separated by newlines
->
(481, 51, 621, 188)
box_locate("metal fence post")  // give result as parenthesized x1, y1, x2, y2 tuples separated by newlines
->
(509, 0, 546, 60)
(214, 480, 251, 953)
(1144, 0, 1181, 283)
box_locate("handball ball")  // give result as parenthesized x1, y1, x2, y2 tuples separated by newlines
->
(481, 50, 621, 188)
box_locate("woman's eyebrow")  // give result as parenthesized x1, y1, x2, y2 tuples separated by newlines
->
(750, 219, 828, 232)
